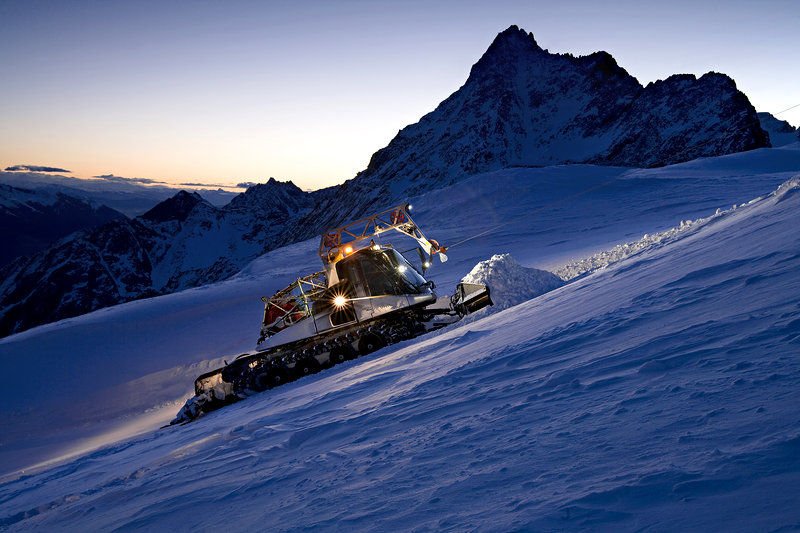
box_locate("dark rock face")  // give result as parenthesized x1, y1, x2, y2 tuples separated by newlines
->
(599, 72, 769, 167)
(0, 184, 126, 267)
(0, 181, 313, 337)
(287, 25, 769, 240)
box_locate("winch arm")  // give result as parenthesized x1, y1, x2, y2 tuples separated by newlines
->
(318, 203, 446, 264)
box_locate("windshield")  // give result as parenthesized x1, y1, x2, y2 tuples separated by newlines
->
(336, 248, 428, 296)
(385, 249, 427, 289)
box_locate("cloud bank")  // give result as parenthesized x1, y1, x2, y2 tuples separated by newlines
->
(180, 182, 230, 188)
(94, 174, 167, 185)
(5, 165, 71, 173)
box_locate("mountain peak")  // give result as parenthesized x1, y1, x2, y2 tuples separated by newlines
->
(468, 25, 542, 81)
(491, 25, 540, 50)
(140, 190, 205, 223)
(224, 178, 311, 215)
(485, 25, 541, 57)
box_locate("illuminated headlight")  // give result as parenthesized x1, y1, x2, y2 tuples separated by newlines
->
(344, 245, 353, 254)
(333, 295, 347, 307)
(423, 261, 431, 268)
(397, 265, 407, 273)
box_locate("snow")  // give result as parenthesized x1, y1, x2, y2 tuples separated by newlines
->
(461, 253, 563, 309)
(1, 148, 799, 530)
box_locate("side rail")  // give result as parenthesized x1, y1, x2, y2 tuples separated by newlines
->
(258, 271, 327, 342)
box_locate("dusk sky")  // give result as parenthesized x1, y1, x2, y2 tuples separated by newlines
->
(1, 0, 797, 191)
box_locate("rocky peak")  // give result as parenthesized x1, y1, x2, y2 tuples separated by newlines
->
(140, 190, 205, 223)
(468, 25, 542, 81)
(225, 178, 311, 215)
(580, 51, 632, 81)
(486, 25, 541, 55)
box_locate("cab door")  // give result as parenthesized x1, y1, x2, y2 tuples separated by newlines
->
(335, 255, 374, 321)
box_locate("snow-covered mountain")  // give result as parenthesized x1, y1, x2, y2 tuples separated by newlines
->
(758, 111, 800, 147)
(1, 147, 798, 530)
(0, 179, 312, 337)
(0, 184, 125, 268)
(286, 25, 768, 239)
(0, 26, 772, 337)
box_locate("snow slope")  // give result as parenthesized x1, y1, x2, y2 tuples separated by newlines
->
(1, 172, 798, 530)
(1, 146, 798, 481)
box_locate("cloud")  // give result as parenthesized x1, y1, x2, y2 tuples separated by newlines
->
(94, 174, 167, 185)
(180, 182, 231, 188)
(236, 182, 259, 189)
(5, 164, 70, 173)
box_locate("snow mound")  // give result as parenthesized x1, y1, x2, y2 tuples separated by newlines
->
(461, 253, 563, 310)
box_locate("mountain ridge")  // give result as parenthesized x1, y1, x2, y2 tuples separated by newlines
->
(0, 184, 126, 268)
(0, 179, 313, 337)
(283, 25, 768, 241)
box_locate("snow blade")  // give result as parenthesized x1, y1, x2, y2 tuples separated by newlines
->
(451, 282, 492, 315)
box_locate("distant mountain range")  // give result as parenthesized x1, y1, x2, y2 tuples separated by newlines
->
(0, 184, 125, 267)
(0, 179, 312, 337)
(0, 25, 782, 337)
(0, 171, 238, 217)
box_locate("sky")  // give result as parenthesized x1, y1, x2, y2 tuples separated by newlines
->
(1, 0, 798, 191)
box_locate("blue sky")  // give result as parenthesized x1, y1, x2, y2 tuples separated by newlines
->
(1, 0, 797, 190)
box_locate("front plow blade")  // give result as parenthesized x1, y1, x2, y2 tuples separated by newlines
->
(452, 282, 493, 315)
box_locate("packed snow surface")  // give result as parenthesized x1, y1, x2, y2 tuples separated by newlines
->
(1, 146, 799, 530)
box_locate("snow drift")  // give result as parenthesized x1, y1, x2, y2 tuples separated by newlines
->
(461, 253, 563, 310)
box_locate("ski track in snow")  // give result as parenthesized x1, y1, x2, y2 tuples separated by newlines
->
(1, 147, 799, 530)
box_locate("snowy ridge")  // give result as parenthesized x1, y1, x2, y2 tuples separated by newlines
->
(1, 174, 799, 530)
